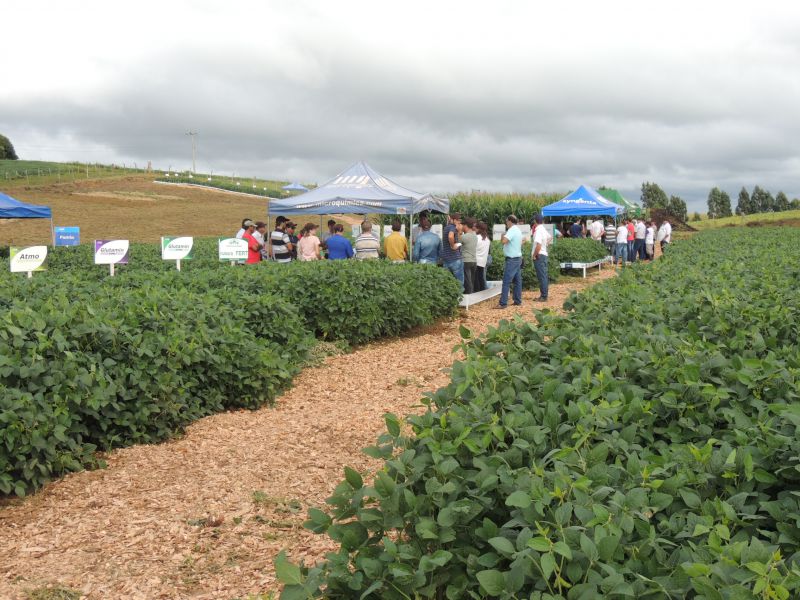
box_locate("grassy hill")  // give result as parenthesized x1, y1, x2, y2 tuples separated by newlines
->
(1, 159, 146, 187)
(692, 209, 800, 230)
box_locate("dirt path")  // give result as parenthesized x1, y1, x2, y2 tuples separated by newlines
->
(0, 272, 615, 600)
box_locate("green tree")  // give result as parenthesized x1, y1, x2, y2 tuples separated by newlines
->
(751, 186, 772, 213)
(0, 134, 18, 160)
(691, 211, 702, 222)
(707, 187, 731, 218)
(775, 191, 790, 212)
(667, 195, 688, 222)
(707, 187, 722, 219)
(790, 198, 800, 210)
(640, 182, 668, 210)
(736, 187, 751, 215)
(717, 189, 732, 217)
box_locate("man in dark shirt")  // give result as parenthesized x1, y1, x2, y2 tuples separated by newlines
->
(441, 213, 464, 290)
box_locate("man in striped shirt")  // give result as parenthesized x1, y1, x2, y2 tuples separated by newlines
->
(354, 221, 381, 259)
(270, 216, 293, 263)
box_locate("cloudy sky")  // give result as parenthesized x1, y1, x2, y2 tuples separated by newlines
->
(2, 0, 799, 211)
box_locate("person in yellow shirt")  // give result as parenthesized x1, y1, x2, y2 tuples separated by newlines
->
(384, 220, 408, 262)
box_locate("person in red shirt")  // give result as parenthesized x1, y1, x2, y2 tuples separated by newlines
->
(626, 219, 635, 259)
(241, 220, 262, 263)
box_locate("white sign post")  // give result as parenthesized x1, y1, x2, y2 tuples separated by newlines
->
(161, 236, 194, 271)
(10, 246, 48, 278)
(492, 224, 506, 241)
(519, 224, 532, 242)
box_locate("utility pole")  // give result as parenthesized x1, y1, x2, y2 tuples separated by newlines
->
(185, 131, 198, 173)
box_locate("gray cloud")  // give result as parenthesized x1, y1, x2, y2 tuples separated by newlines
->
(2, 1, 800, 213)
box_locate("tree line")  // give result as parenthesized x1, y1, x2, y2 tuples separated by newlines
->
(706, 186, 799, 218)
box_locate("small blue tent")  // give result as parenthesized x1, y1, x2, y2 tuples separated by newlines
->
(0, 191, 52, 218)
(268, 161, 448, 216)
(542, 185, 625, 217)
(281, 182, 309, 192)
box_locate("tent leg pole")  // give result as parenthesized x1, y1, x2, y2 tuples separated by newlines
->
(51, 218, 55, 247)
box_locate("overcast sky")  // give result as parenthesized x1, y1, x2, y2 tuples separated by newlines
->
(2, 0, 799, 211)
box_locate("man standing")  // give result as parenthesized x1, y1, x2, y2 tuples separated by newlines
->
(441, 213, 464, 289)
(384, 220, 409, 262)
(657, 218, 672, 254)
(412, 218, 442, 264)
(589, 218, 605, 243)
(253, 221, 268, 260)
(270, 216, 293, 263)
(615, 220, 629, 267)
(626, 218, 635, 259)
(494, 214, 523, 309)
(531, 215, 552, 301)
(645, 220, 656, 260)
(326, 224, 354, 260)
(354, 220, 381, 259)
(460, 218, 478, 294)
(633, 218, 646, 262)
(604, 220, 617, 256)
(241, 220, 262, 264)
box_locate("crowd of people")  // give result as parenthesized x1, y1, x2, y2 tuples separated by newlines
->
(557, 216, 673, 266)
(233, 212, 672, 302)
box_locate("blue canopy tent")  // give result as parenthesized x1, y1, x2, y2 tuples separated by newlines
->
(281, 182, 309, 192)
(0, 191, 55, 245)
(268, 161, 449, 251)
(542, 184, 626, 217)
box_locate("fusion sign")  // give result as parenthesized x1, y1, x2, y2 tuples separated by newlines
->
(218, 237, 248, 263)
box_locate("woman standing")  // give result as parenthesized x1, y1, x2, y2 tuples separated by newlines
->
(297, 223, 321, 261)
(475, 221, 491, 292)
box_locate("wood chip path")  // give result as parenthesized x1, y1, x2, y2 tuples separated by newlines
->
(0, 270, 616, 600)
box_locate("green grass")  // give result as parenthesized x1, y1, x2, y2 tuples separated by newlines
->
(0, 159, 145, 186)
(154, 171, 314, 199)
(691, 209, 800, 230)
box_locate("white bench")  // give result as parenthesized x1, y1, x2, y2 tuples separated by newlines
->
(559, 257, 611, 278)
(459, 280, 502, 310)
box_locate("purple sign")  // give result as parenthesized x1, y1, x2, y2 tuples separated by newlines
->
(94, 239, 130, 265)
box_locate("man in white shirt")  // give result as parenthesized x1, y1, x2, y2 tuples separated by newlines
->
(615, 221, 629, 267)
(589, 218, 605, 242)
(633, 219, 647, 262)
(656, 219, 672, 254)
(531, 215, 552, 301)
(235, 218, 251, 239)
(645, 221, 656, 260)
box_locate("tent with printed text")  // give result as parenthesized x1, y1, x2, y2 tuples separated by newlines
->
(541, 184, 625, 217)
(268, 161, 449, 216)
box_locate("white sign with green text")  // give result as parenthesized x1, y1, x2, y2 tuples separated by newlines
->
(10, 246, 48, 278)
(161, 236, 194, 270)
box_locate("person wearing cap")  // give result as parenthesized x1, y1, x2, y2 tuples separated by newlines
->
(253, 221, 268, 260)
(241, 220, 262, 264)
(531, 215, 552, 301)
(236, 218, 252, 239)
(285, 222, 299, 260)
(270, 216, 293, 263)
(495, 214, 523, 309)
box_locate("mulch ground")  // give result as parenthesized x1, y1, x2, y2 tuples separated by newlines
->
(0, 266, 616, 600)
